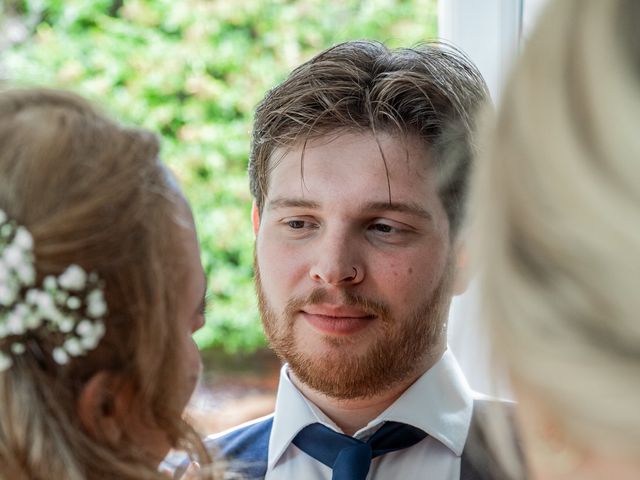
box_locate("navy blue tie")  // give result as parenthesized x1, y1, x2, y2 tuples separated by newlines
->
(292, 421, 427, 480)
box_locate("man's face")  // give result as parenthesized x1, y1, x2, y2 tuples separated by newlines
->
(255, 131, 455, 399)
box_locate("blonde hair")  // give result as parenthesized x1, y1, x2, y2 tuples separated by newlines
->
(0, 89, 215, 479)
(472, 0, 640, 463)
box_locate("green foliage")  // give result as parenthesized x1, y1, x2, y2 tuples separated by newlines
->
(1, 0, 437, 353)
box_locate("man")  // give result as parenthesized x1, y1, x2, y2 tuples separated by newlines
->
(208, 41, 515, 480)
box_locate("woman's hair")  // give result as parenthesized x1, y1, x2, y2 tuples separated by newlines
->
(0, 88, 213, 479)
(471, 0, 640, 467)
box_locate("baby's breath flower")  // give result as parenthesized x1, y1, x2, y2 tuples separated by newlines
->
(67, 296, 81, 309)
(86, 289, 107, 318)
(0, 283, 16, 306)
(7, 304, 30, 333)
(59, 318, 75, 333)
(76, 320, 93, 337)
(2, 244, 24, 269)
(80, 331, 100, 350)
(25, 289, 39, 305)
(63, 338, 83, 356)
(58, 265, 87, 291)
(32, 291, 57, 318)
(78, 319, 106, 350)
(13, 227, 33, 250)
(52, 347, 69, 365)
(13, 303, 29, 319)
(43, 276, 57, 291)
(16, 262, 35, 286)
(7, 311, 26, 335)
(54, 290, 68, 304)
(0, 209, 107, 371)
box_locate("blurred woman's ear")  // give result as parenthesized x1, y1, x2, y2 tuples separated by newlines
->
(77, 370, 133, 446)
(78, 369, 174, 463)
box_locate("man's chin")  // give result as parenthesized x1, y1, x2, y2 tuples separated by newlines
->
(283, 346, 396, 400)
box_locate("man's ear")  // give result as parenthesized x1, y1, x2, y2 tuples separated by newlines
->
(451, 239, 471, 296)
(251, 201, 260, 236)
(77, 370, 134, 445)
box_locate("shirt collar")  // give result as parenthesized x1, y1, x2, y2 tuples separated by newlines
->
(268, 349, 474, 469)
(268, 364, 330, 469)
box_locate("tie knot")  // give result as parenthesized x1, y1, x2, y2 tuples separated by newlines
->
(333, 443, 371, 479)
(292, 421, 427, 480)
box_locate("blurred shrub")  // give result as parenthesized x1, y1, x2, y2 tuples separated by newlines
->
(1, 0, 437, 353)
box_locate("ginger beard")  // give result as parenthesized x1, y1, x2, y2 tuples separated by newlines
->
(255, 258, 454, 400)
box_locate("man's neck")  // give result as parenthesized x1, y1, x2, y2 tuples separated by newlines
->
(289, 347, 445, 436)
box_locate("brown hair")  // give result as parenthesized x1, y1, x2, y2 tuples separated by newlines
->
(249, 40, 489, 236)
(0, 89, 213, 479)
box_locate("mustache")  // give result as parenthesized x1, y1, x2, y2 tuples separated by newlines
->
(284, 287, 390, 320)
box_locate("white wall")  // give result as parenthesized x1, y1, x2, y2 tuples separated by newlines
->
(438, 0, 522, 102)
(439, 0, 523, 396)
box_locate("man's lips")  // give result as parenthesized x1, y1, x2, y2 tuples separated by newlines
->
(301, 304, 376, 335)
(303, 304, 373, 318)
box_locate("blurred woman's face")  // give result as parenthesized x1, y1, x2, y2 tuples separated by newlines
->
(128, 202, 206, 462)
(76, 200, 206, 464)
(172, 203, 207, 413)
(515, 384, 640, 480)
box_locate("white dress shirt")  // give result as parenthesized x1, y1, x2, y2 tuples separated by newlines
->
(265, 349, 474, 480)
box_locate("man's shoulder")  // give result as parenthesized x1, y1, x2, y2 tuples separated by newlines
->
(469, 394, 519, 439)
(167, 415, 277, 480)
(462, 395, 524, 480)
(206, 413, 275, 455)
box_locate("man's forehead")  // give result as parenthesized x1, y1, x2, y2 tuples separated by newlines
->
(261, 132, 440, 216)
(268, 131, 433, 176)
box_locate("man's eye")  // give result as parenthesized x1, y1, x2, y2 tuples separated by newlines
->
(287, 220, 306, 229)
(370, 223, 394, 233)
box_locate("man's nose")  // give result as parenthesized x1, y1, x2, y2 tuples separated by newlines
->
(308, 229, 364, 286)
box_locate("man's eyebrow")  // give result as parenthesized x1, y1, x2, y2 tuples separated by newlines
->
(364, 201, 433, 220)
(267, 197, 321, 210)
(266, 197, 432, 220)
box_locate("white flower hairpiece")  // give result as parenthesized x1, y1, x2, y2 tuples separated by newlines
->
(0, 208, 107, 371)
